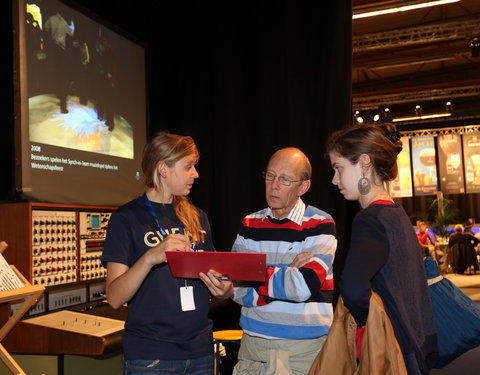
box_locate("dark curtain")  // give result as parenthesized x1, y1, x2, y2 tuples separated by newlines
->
(147, 0, 354, 336)
(146, 0, 353, 249)
(144, 1, 354, 307)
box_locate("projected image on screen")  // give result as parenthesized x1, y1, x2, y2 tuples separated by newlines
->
(26, 2, 133, 158)
(16, 0, 147, 206)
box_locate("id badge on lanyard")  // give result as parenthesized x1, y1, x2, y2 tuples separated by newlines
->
(143, 193, 196, 312)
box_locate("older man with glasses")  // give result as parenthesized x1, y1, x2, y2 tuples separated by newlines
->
(231, 147, 337, 375)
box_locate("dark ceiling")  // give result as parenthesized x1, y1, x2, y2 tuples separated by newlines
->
(352, 0, 480, 129)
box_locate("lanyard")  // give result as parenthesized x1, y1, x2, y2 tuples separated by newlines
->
(142, 193, 186, 238)
(142, 193, 197, 253)
(143, 193, 192, 286)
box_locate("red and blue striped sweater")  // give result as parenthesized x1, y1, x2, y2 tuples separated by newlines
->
(231, 199, 337, 339)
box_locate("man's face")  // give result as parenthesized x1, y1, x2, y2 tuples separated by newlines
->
(265, 151, 307, 218)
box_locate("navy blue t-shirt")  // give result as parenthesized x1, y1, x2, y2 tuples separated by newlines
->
(101, 196, 215, 360)
(340, 202, 437, 374)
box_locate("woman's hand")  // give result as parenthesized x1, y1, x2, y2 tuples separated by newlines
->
(106, 234, 191, 309)
(199, 269, 234, 300)
(145, 233, 192, 265)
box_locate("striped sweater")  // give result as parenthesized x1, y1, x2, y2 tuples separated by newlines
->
(232, 201, 337, 340)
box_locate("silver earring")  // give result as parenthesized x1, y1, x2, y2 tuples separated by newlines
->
(358, 174, 371, 195)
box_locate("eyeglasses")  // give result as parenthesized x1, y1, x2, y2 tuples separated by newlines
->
(262, 171, 304, 186)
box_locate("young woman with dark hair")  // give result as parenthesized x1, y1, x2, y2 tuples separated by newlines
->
(312, 123, 438, 374)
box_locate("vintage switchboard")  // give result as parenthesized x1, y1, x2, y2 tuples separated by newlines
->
(0, 202, 116, 315)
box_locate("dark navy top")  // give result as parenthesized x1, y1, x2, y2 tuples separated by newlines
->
(340, 201, 438, 375)
(101, 196, 214, 360)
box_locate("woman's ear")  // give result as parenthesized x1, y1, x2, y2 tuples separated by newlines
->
(156, 162, 168, 178)
(359, 154, 372, 173)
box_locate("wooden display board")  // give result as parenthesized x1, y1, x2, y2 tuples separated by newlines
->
(0, 242, 44, 375)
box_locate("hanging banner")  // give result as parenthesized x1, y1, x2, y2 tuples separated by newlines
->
(411, 135, 438, 196)
(391, 137, 413, 198)
(437, 134, 465, 194)
(463, 132, 480, 194)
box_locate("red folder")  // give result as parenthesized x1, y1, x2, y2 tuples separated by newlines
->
(165, 251, 267, 282)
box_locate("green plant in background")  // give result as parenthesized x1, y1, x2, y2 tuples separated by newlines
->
(428, 192, 460, 238)
(408, 192, 460, 238)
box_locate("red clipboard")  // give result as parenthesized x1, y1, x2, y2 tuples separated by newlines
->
(165, 251, 267, 282)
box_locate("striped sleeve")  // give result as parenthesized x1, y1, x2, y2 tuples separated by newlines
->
(257, 221, 336, 302)
(233, 210, 337, 305)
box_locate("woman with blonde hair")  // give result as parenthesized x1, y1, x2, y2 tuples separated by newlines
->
(101, 131, 233, 375)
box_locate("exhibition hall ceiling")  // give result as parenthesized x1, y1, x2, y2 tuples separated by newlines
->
(352, 0, 480, 127)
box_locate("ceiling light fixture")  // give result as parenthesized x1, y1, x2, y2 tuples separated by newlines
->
(384, 108, 392, 120)
(471, 37, 480, 58)
(354, 110, 364, 124)
(352, 0, 459, 20)
(445, 101, 453, 113)
(415, 105, 422, 116)
(392, 113, 452, 122)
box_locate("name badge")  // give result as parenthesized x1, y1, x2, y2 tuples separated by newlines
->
(180, 286, 196, 311)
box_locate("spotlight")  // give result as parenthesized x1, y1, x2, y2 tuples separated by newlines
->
(384, 107, 392, 120)
(373, 113, 380, 122)
(415, 105, 422, 116)
(354, 110, 364, 124)
(471, 37, 480, 58)
(445, 101, 453, 113)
